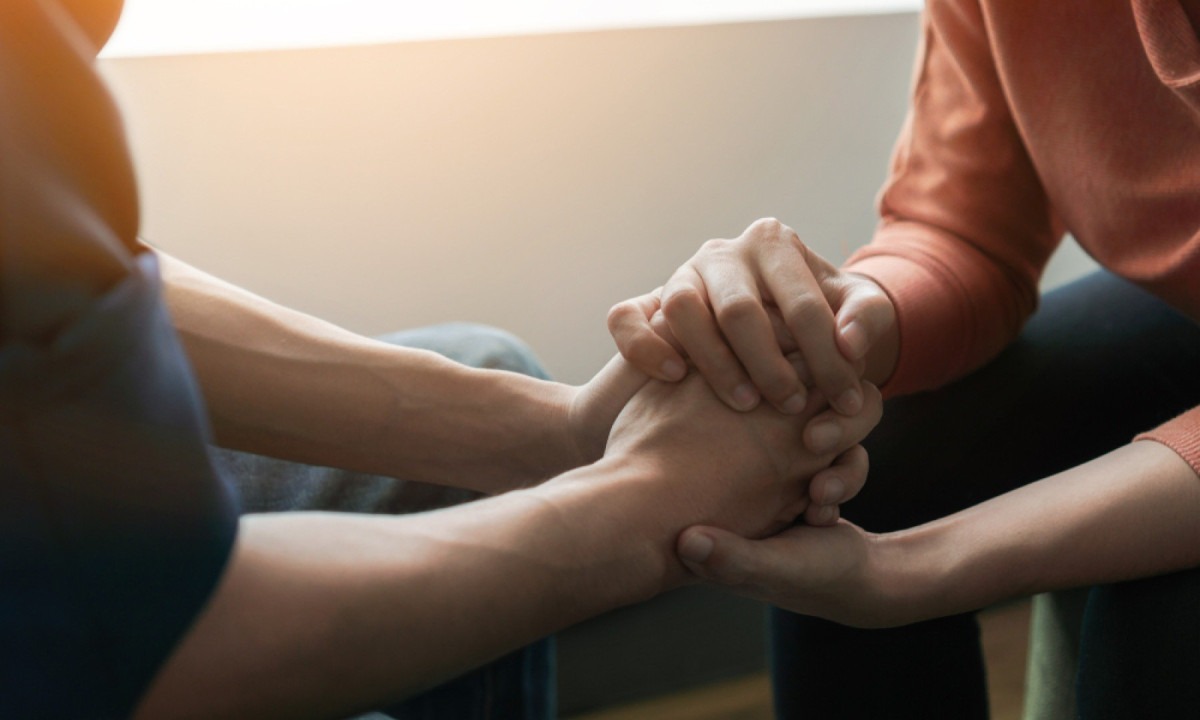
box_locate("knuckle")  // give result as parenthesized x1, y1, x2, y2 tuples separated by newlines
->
(749, 217, 800, 246)
(755, 365, 801, 402)
(756, 252, 792, 278)
(649, 310, 673, 341)
(660, 286, 705, 319)
(714, 294, 761, 328)
(751, 217, 784, 235)
(605, 301, 633, 330)
(763, 378, 800, 404)
(698, 237, 732, 257)
(785, 295, 830, 330)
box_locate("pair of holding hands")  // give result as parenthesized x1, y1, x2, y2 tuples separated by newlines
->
(589, 218, 904, 626)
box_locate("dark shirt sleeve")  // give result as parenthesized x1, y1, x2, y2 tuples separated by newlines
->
(0, 2, 239, 717)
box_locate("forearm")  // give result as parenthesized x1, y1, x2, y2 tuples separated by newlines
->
(888, 440, 1200, 621)
(134, 354, 866, 717)
(134, 458, 677, 720)
(158, 250, 577, 492)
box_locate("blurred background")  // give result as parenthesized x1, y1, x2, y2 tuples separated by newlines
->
(99, 2, 1095, 716)
(99, 1, 1094, 387)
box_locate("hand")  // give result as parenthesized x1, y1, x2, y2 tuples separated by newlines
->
(677, 520, 911, 628)
(804, 443, 869, 527)
(568, 355, 874, 525)
(608, 218, 898, 426)
(605, 372, 882, 544)
(564, 354, 652, 469)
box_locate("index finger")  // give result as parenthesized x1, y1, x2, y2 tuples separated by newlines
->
(608, 289, 688, 382)
(757, 241, 864, 415)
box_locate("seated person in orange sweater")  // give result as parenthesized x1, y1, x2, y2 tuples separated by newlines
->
(0, 2, 882, 719)
(611, 1, 1200, 717)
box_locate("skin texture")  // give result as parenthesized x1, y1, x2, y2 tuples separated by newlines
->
(159, 252, 636, 494)
(133, 373, 882, 719)
(679, 441, 1200, 630)
(609, 224, 894, 526)
(605, 7, 1200, 632)
(608, 218, 899, 419)
(612, 223, 1200, 632)
(6, 3, 886, 716)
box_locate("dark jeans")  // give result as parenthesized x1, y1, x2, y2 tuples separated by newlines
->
(211, 323, 556, 720)
(770, 272, 1200, 719)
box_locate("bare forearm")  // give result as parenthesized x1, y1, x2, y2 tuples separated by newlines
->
(134, 458, 675, 720)
(890, 441, 1200, 621)
(133, 359, 869, 717)
(158, 250, 576, 492)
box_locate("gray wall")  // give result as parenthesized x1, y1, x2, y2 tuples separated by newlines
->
(99, 12, 896, 383)
(101, 11, 1096, 384)
(101, 12, 1093, 384)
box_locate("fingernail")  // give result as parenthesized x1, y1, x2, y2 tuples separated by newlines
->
(836, 388, 863, 415)
(782, 393, 807, 415)
(841, 321, 868, 360)
(661, 359, 686, 380)
(823, 478, 845, 504)
(808, 421, 842, 453)
(816, 506, 835, 524)
(679, 532, 714, 564)
(732, 384, 759, 411)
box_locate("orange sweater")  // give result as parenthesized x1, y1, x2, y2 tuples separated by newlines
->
(845, 0, 1200, 474)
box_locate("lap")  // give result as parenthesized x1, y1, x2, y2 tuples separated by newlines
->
(771, 271, 1200, 718)
(845, 270, 1200, 531)
(1075, 566, 1200, 718)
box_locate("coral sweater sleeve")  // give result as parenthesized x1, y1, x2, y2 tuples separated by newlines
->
(842, 0, 1200, 475)
(843, 0, 1064, 399)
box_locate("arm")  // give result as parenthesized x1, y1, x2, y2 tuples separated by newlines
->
(611, 0, 1066, 412)
(158, 250, 627, 494)
(679, 438, 1200, 629)
(134, 372, 884, 719)
(841, 0, 1064, 397)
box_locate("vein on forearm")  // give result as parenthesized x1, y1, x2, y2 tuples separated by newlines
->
(158, 250, 570, 492)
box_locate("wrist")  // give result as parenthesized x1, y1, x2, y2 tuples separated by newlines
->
(876, 508, 1025, 625)
(869, 520, 966, 626)
(452, 372, 587, 491)
(539, 453, 684, 601)
(531, 380, 594, 480)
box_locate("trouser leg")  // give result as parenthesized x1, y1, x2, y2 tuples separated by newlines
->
(1075, 567, 1200, 719)
(212, 323, 556, 720)
(769, 272, 1200, 719)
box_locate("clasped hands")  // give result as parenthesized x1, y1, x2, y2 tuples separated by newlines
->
(570, 218, 909, 627)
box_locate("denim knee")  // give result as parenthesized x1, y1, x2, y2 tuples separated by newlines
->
(376, 323, 550, 380)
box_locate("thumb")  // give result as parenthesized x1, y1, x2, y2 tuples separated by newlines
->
(834, 276, 896, 364)
(678, 526, 782, 589)
(572, 354, 651, 462)
(590, 353, 651, 406)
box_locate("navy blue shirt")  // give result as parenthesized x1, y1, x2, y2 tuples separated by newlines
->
(1, 2, 238, 716)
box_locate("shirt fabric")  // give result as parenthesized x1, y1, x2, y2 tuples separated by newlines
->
(1, 2, 238, 717)
(845, 0, 1200, 474)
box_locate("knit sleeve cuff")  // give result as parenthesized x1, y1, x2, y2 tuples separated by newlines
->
(1135, 406, 1200, 479)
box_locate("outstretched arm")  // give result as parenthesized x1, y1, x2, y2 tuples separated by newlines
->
(158, 252, 633, 493)
(680, 438, 1200, 629)
(135, 372, 884, 719)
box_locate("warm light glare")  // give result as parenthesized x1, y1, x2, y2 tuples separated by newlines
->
(101, 0, 922, 58)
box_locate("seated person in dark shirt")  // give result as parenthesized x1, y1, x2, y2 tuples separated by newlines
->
(0, 2, 880, 718)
